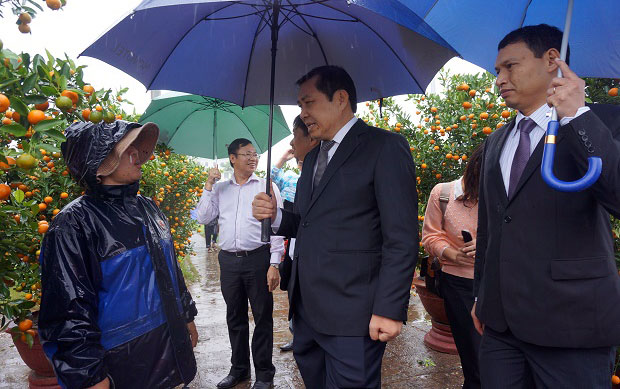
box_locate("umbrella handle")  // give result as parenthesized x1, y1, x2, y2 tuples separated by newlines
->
(261, 219, 272, 242)
(541, 120, 602, 192)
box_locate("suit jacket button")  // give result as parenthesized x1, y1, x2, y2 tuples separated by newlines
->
(294, 254, 299, 260)
(578, 129, 586, 136)
(504, 216, 512, 223)
(302, 221, 309, 227)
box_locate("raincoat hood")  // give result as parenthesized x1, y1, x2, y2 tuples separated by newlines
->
(61, 121, 142, 189)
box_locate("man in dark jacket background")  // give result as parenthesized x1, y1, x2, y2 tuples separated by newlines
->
(38, 121, 198, 389)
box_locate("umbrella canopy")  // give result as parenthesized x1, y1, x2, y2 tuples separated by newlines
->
(81, 0, 458, 106)
(139, 93, 290, 159)
(82, 0, 460, 239)
(401, 0, 620, 78)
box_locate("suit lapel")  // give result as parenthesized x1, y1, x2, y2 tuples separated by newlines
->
(307, 119, 366, 211)
(297, 146, 318, 217)
(488, 120, 514, 206)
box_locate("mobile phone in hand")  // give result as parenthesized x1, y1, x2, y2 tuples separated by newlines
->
(461, 230, 473, 243)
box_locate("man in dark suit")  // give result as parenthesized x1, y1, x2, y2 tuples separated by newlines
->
(253, 65, 418, 388)
(472, 24, 620, 388)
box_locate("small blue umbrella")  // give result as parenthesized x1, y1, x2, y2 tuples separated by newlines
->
(81, 0, 458, 239)
(401, 0, 618, 191)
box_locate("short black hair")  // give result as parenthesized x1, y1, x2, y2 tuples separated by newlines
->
(498, 24, 570, 65)
(228, 138, 252, 168)
(293, 115, 309, 136)
(296, 65, 357, 113)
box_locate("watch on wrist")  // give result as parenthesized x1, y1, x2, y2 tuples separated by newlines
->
(270, 263, 279, 269)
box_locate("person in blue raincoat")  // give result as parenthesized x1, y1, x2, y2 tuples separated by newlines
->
(38, 121, 199, 389)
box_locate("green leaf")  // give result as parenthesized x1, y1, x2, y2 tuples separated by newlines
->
(13, 189, 24, 204)
(0, 78, 19, 89)
(32, 54, 45, 69)
(45, 49, 55, 65)
(26, 333, 33, 349)
(9, 96, 29, 117)
(26, 0, 44, 12)
(41, 85, 58, 96)
(37, 64, 48, 79)
(59, 76, 67, 92)
(60, 62, 70, 78)
(39, 143, 61, 154)
(44, 129, 66, 141)
(20, 53, 30, 69)
(23, 95, 47, 105)
(31, 204, 40, 215)
(0, 283, 9, 299)
(17, 301, 36, 309)
(33, 119, 63, 132)
(22, 74, 38, 94)
(0, 123, 27, 137)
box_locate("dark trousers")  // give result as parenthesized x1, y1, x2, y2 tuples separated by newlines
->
(479, 326, 616, 388)
(292, 297, 386, 388)
(439, 272, 481, 389)
(205, 224, 217, 247)
(219, 249, 275, 382)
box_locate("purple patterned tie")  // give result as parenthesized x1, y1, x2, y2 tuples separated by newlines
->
(508, 118, 537, 199)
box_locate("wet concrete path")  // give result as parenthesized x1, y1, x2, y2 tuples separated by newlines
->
(0, 234, 464, 388)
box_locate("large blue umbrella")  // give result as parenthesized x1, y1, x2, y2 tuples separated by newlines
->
(401, 0, 618, 191)
(402, 0, 620, 79)
(81, 0, 458, 238)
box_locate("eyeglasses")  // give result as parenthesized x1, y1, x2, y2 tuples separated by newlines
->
(235, 152, 260, 160)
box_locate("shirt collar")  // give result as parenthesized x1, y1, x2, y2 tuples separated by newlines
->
(230, 173, 259, 186)
(323, 116, 358, 146)
(513, 104, 551, 137)
(453, 177, 464, 200)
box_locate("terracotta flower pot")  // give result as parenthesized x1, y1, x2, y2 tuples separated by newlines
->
(9, 329, 60, 389)
(412, 277, 458, 355)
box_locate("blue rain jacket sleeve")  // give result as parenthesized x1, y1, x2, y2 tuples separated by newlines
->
(38, 226, 109, 389)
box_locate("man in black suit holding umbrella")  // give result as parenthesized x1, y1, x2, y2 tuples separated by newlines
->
(472, 24, 620, 387)
(253, 66, 418, 388)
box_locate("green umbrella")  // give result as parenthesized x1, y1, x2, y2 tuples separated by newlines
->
(139, 93, 290, 159)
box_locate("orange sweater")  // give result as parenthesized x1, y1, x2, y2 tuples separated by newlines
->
(421, 179, 478, 279)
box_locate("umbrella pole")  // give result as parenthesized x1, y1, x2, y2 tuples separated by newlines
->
(213, 110, 218, 163)
(261, 1, 281, 242)
(541, 0, 602, 192)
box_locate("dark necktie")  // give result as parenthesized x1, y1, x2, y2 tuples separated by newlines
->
(508, 118, 537, 199)
(313, 140, 336, 191)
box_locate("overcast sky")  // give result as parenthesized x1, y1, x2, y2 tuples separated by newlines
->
(0, 0, 484, 170)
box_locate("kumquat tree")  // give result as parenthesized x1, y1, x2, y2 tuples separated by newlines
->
(0, 44, 206, 346)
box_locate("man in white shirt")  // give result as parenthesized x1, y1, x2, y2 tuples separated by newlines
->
(194, 138, 284, 389)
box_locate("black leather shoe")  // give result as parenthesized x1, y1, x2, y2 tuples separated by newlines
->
(251, 381, 274, 389)
(279, 341, 293, 352)
(216, 374, 250, 389)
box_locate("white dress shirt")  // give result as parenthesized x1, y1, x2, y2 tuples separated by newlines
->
(274, 116, 358, 229)
(499, 104, 590, 194)
(195, 173, 284, 264)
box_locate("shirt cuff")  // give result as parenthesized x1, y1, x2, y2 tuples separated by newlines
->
(272, 208, 282, 231)
(269, 252, 281, 265)
(439, 245, 450, 259)
(559, 106, 590, 126)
